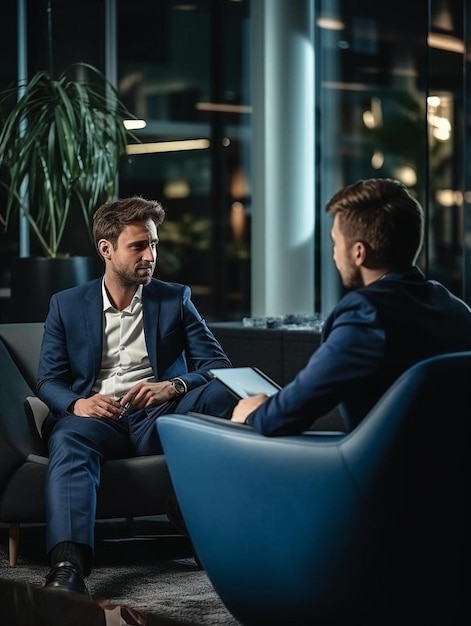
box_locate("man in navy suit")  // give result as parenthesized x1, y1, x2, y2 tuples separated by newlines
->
(38, 196, 237, 594)
(231, 177, 471, 433)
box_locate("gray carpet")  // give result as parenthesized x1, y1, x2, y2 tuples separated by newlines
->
(0, 518, 242, 625)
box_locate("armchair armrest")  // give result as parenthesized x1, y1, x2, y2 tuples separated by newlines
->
(25, 396, 49, 436)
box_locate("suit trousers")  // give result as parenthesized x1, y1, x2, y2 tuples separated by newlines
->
(44, 379, 237, 560)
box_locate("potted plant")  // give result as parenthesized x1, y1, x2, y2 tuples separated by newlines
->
(0, 62, 134, 321)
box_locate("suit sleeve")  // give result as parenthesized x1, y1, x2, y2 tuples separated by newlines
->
(246, 293, 386, 436)
(157, 284, 233, 391)
(37, 294, 87, 416)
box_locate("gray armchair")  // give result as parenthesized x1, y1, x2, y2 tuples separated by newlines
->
(0, 323, 174, 566)
(157, 351, 469, 625)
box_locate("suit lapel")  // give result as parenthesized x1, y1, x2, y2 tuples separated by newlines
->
(79, 278, 162, 383)
(142, 282, 161, 375)
(83, 279, 105, 382)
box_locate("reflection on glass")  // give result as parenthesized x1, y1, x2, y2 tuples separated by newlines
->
(317, 0, 467, 304)
(117, 0, 251, 321)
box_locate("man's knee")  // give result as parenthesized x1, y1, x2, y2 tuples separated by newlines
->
(190, 379, 238, 417)
(47, 415, 112, 458)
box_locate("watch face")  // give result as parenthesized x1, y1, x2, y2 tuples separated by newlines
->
(172, 379, 185, 395)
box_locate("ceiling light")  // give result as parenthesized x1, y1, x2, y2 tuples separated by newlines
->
(316, 17, 345, 31)
(126, 139, 210, 155)
(123, 119, 147, 130)
(428, 33, 464, 53)
(432, 1, 454, 31)
(196, 102, 252, 114)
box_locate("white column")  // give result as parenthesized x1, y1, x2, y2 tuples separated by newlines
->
(251, 0, 315, 316)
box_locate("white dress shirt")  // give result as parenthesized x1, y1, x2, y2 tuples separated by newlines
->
(93, 282, 154, 398)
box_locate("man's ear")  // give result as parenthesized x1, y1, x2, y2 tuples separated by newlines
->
(353, 240, 367, 266)
(98, 239, 112, 260)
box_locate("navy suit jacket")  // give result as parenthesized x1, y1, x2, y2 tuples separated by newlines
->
(248, 267, 471, 435)
(37, 277, 231, 426)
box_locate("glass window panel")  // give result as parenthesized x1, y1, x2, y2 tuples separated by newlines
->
(1, 0, 470, 323)
(117, 0, 251, 321)
(316, 0, 471, 312)
(427, 0, 465, 296)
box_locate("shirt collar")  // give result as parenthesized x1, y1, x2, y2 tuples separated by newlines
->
(101, 280, 143, 312)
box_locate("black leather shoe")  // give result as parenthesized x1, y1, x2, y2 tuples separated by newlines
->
(44, 560, 89, 595)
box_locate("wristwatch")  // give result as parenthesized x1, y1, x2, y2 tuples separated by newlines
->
(170, 377, 187, 396)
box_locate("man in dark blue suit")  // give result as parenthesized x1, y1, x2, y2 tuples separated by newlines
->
(231, 177, 471, 433)
(38, 196, 237, 593)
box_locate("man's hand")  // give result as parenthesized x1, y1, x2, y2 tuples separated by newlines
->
(71, 395, 123, 420)
(71, 381, 178, 420)
(119, 380, 176, 411)
(231, 393, 268, 423)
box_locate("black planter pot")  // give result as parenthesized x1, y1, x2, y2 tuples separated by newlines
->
(9, 256, 100, 323)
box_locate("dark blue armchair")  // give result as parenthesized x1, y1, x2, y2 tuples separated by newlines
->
(157, 351, 470, 625)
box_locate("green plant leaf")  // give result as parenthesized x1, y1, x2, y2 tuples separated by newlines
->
(0, 63, 136, 257)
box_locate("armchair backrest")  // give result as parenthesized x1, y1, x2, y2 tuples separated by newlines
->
(340, 350, 470, 617)
(0, 322, 44, 389)
(0, 324, 47, 480)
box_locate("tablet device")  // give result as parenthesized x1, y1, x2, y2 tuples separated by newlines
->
(209, 367, 281, 399)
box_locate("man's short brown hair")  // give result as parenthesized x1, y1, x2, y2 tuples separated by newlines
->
(92, 196, 165, 250)
(326, 178, 424, 269)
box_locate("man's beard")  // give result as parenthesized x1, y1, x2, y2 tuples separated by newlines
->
(115, 265, 154, 286)
(341, 265, 363, 289)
